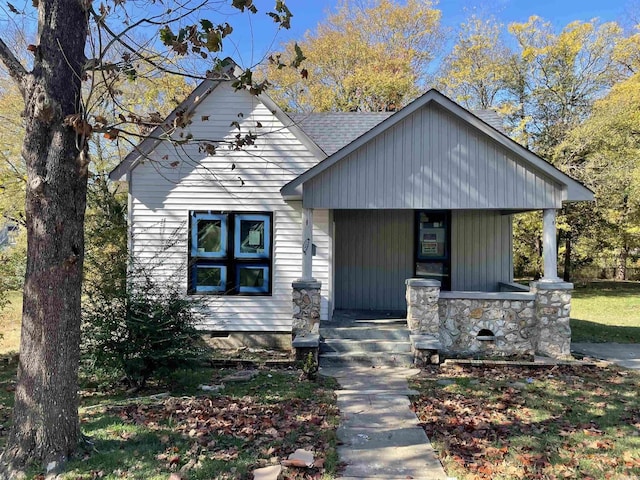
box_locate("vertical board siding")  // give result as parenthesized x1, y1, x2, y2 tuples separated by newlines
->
(130, 83, 327, 332)
(304, 105, 563, 210)
(451, 210, 512, 291)
(334, 210, 413, 311)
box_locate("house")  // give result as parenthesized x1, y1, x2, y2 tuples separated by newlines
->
(110, 62, 593, 359)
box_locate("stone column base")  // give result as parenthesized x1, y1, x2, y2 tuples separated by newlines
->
(531, 281, 573, 359)
(405, 278, 441, 334)
(292, 279, 322, 336)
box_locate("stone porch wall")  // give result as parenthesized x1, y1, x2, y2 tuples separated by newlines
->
(437, 293, 536, 356)
(405, 279, 573, 359)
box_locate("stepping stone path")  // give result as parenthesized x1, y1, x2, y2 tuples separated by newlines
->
(321, 365, 448, 480)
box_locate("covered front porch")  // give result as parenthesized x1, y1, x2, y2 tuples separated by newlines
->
(283, 89, 593, 360)
(292, 205, 574, 359)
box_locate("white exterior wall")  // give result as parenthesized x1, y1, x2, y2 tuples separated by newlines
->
(129, 82, 328, 332)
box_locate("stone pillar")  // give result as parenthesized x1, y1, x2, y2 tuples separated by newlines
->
(405, 279, 441, 334)
(292, 280, 321, 336)
(531, 281, 573, 358)
(301, 208, 314, 281)
(541, 209, 560, 282)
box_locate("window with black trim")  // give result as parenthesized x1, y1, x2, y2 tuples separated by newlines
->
(189, 211, 272, 295)
(415, 210, 451, 290)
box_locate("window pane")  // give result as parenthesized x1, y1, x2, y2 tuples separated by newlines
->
(240, 267, 264, 287)
(417, 212, 447, 259)
(234, 214, 270, 258)
(198, 220, 222, 253)
(239, 219, 265, 254)
(237, 266, 269, 293)
(194, 265, 226, 292)
(191, 213, 227, 258)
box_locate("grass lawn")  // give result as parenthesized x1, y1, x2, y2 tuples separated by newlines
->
(571, 281, 640, 343)
(0, 360, 340, 479)
(411, 363, 640, 480)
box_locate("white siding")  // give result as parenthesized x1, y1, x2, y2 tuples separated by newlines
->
(130, 82, 328, 332)
(304, 104, 564, 210)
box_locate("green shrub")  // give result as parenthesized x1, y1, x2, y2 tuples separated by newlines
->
(81, 175, 208, 390)
(82, 271, 208, 390)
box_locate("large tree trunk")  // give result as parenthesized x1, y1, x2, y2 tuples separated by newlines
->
(1, 0, 89, 476)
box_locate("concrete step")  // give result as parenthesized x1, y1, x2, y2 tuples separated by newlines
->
(321, 338, 412, 354)
(319, 352, 415, 368)
(321, 326, 410, 341)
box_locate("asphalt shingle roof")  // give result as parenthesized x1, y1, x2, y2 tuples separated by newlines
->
(290, 112, 393, 156)
(290, 109, 504, 156)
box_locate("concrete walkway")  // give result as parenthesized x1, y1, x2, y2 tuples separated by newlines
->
(572, 342, 640, 369)
(320, 366, 448, 480)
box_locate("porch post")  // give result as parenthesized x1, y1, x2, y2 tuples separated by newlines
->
(292, 206, 321, 340)
(301, 207, 314, 281)
(541, 208, 560, 282)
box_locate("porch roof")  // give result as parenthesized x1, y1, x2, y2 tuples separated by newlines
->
(281, 89, 594, 210)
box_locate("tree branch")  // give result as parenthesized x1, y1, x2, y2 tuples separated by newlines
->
(0, 37, 27, 93)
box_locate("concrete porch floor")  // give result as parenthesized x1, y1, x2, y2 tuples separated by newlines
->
(328, 309, 407, 326)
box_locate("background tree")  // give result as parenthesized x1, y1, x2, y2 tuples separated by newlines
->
(437, 14, 510, 110)
(264, 0, 443, 112)
(0, 77, 26, 224)
(507, 17, 624, 157)
(0, 1, 295, 476)
(558, 72, 640, 280)
(439, 14, 634, 279)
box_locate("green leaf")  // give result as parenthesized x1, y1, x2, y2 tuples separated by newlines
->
(205, 31, 222, 52)
(290, 42, 306, 68)
(159, 26, 175, 46)
(199, 19, 213, 31)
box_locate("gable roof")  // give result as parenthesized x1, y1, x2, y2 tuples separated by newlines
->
(109, 62, 326, 181)
(289, 109, 505, 156)
(281, 89, 593, 203)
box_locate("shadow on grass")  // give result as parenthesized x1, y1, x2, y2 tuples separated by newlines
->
(572, 281, 640, 299)
(66, 370, 338, 480)
(412, 364, 640, 479)
(69, 415, 253, 479)
(571, 318, 640, 343)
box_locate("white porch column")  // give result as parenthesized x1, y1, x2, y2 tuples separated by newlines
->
(301, 207, 314, 281)
(541, 208, 560, 281)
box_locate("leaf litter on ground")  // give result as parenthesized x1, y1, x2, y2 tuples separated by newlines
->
(411, 363, 640, 480)
(68, 368, 339, 480)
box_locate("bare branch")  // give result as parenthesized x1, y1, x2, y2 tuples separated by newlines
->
(89, 6, 209, 82)
(0, 37, 27, 92)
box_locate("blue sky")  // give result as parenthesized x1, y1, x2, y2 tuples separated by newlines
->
(223, 0, 634, 67)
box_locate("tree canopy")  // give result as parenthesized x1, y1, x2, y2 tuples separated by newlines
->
(263, 0, 443, 112)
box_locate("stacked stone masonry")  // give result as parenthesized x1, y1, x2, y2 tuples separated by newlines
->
(530, 282, 573, 358)
(438, 297, 536, 355)
(406, 279, 440, 335)
(405, 279, 573, 359)
(292, 280, 322, 336)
